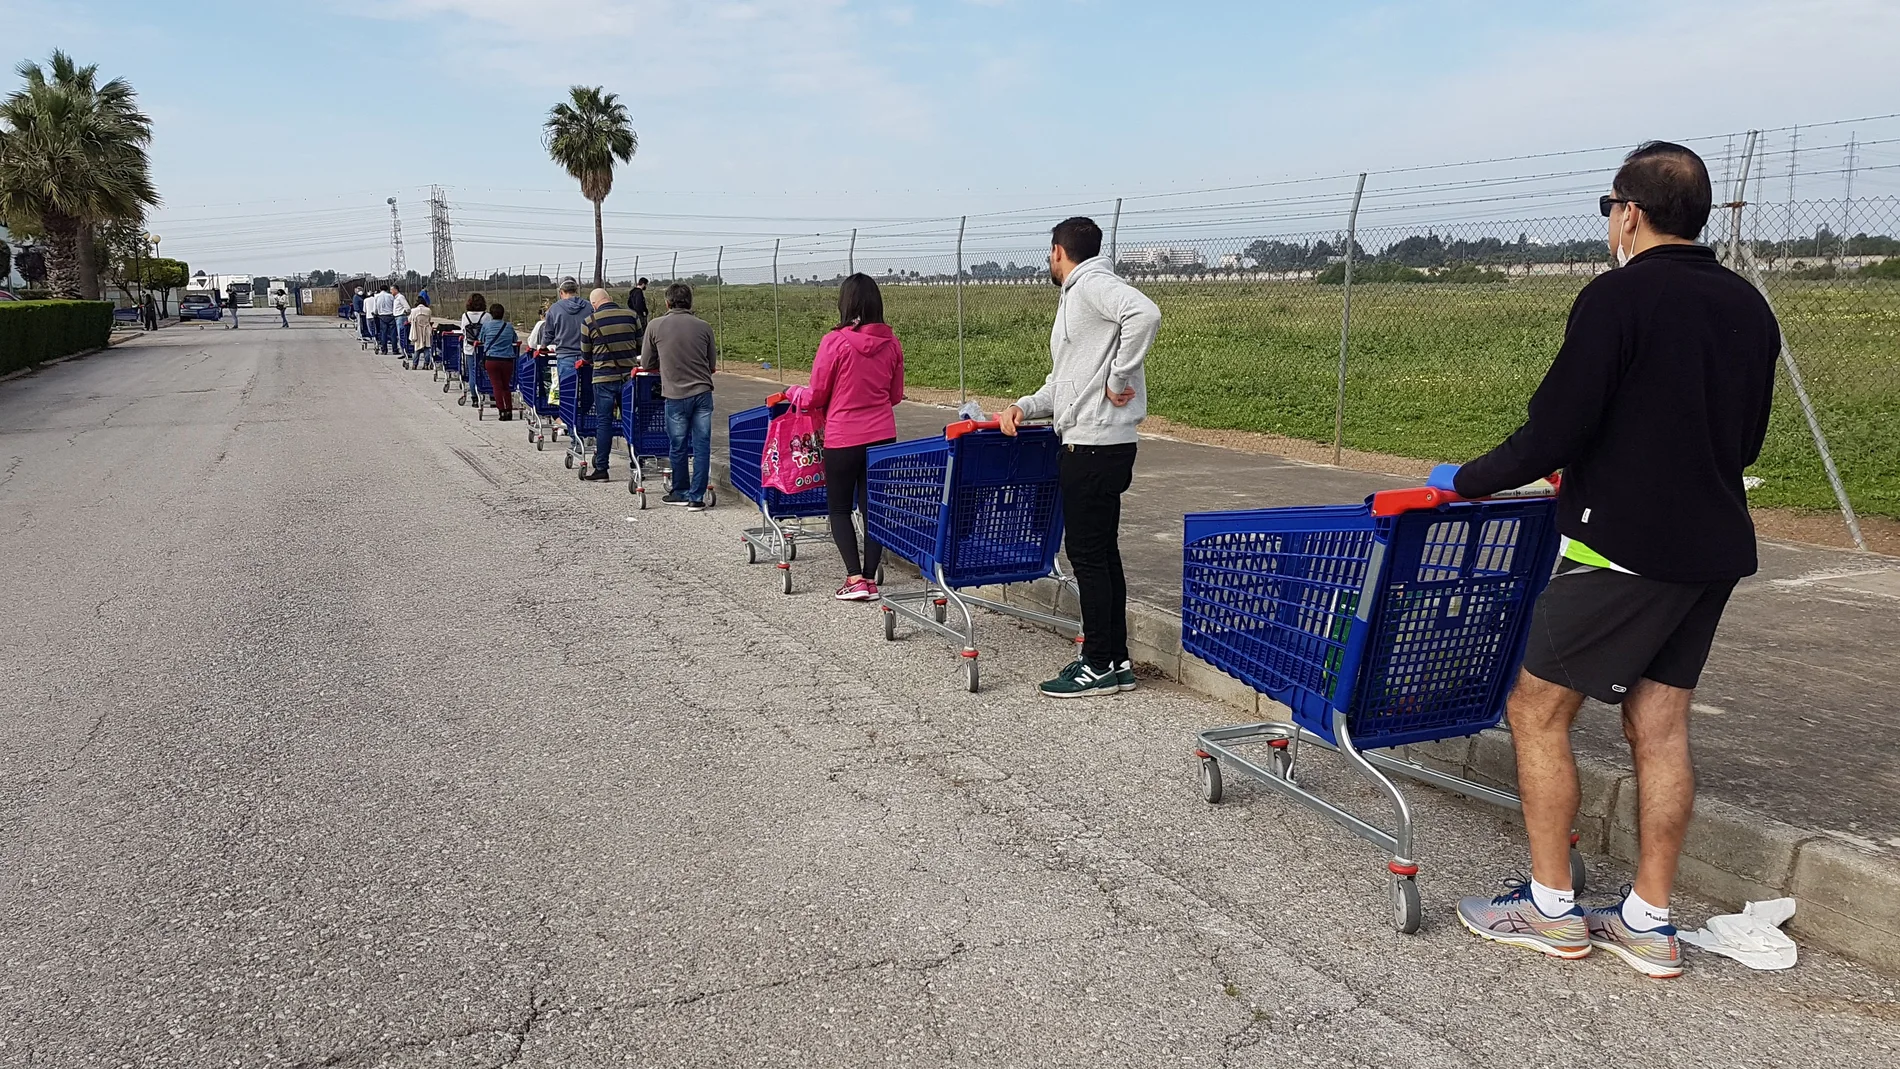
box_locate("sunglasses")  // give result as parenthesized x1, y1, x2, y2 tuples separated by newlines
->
(1599, 195, 1641, 217)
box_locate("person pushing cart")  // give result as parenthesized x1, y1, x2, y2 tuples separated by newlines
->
(998, 216, 1160, 699)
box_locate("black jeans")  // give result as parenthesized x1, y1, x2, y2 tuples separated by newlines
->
(1060, 442, 1136, 671)
(823, 439, 894, 579)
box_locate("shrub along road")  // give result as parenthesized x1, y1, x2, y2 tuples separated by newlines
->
(1, 320, 1895, 1067)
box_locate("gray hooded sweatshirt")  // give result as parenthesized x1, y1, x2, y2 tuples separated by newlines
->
(1013, 256, 1160, 446)
(542, 294, 593, 359)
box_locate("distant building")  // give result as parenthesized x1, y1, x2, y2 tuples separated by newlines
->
(1217, 253, 1245, 269)
(1121, 246, 1207, 269)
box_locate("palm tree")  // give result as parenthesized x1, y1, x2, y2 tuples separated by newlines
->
(543, 86, 636, 289)
(0, 52, 156, 299)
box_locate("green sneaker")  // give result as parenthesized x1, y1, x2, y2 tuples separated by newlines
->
(1116, 660, 1137, 692)
(1039, 661, 1122, 699)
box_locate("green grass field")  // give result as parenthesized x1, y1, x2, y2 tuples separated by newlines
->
(464, 276, 1899, 518)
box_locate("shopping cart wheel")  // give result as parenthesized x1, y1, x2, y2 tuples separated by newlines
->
(1391, 876, 1422, 934)
(527, 426, 536, 444)
(882, 607, 896, 641)
(1268, 740, 1293, 778)
(746, 542, 758, 565)
(457, 394, 467, 407)
(476, 406, 485, 421)
(964, 657, 980, 693)
(1569, 847, 1588, 895)
(564, 453, 574, 470)
(705, 487, 717, 508)
(442, 382, 451, 393)
(874, 564, 885, 586)
(780, 563, 793, 595)
(932, 599, 947, 624)
(785, 538, 797, 562)
(1198, 756, 1223, 804)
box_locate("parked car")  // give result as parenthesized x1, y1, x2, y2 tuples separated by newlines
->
(0, 289, 19, 301)
(113, 305, 142, 323)
(179, 293, 223, 321)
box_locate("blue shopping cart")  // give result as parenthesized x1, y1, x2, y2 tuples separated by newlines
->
(434, 329, 464, 390)
(461, 341, 497, 417)
(514, 352, 560, 449)
(729, 393, 833, 593)
(398, 316, 419, 369)
(865, 420, 1078, 692)
(559, 370, 620, 477)
(1183, 483, 1569, 932)
(619, 372, 683, 509)
(357, 310, 374, 350)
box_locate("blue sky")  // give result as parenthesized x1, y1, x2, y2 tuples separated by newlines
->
(5, 0, 1899, 280)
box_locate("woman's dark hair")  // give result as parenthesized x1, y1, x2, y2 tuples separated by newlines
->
(486, 302, 505, 322)
(1613, 142, 1713, 241)
(835, 273, 885, 330)
(465, 292, 487, 313)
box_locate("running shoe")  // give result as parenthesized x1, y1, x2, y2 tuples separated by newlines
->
(1456, 881, 1591, 959)
(686, 499, 707, 512)
(662, 492, 691, 506)
(1038, 660, 1121, 699)
(834, 579, 878, 602)
(1116, 659, 1138, 692)
(1586, 897, 1683, 978)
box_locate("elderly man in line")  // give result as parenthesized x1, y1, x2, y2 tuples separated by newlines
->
(577, 288, 645, 482)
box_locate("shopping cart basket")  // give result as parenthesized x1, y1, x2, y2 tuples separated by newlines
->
(559, 371, 621, 478)
(1183, 483, 1571, 933)
(357, 311, 374, 351)
(619, 372, 684, 509)
(461, 345, 496, 418)
(729, 393, 832, 593)
(434, 329, 464, 389)
(515, 352, 560, 449)
(866, 420, 1078, 693)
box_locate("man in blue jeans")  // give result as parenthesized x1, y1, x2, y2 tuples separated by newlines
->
(640, 283, 718, 511)
(577, 288, 645, 482)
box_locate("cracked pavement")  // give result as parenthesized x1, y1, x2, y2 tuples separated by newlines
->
(2, 321, 1897, 1068)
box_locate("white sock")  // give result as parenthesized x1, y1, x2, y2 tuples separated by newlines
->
(1621, 890, 1671, 931)
(1530, 879, 1575, 917)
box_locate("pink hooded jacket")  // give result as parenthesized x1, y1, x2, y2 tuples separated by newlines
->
(787, 323, 905, 449)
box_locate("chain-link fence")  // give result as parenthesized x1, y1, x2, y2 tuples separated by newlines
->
(422, 119, 1899, 539)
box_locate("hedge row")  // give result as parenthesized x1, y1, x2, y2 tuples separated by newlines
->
(0, 300, 114, 377)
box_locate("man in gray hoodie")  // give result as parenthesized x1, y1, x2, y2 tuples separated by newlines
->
(542, 277, 593, 386)
(1000, 217, 1161, 699)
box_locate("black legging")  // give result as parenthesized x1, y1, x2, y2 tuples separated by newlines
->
(823, 439, 894, 579)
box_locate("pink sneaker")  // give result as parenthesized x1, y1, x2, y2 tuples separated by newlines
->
(834, 579, 878, 602)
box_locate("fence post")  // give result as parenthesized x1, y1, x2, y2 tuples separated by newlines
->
(955, 215, 968, 404)
(1725, 130, 1759, 268)
(633, 255, 639, 281)
(671, 251, 678, 282)
(1730, 160, 1867, 551)
(1332, 173, 1368, 466)
(772, 238, 783, 383)
(715, 245, 724, 371)
(849, 228, 857, 275)
(1110, 197, 1122, 265)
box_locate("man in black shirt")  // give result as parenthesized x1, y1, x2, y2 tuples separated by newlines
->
(1444, 143, 1780, 978)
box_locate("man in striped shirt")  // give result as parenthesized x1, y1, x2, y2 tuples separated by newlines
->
(578, 288, 645, 482)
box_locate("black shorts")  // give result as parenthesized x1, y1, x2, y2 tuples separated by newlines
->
(1521, 559, 1737, 704)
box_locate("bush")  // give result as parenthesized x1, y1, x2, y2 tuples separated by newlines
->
(1859, 257, 1900, 280)
(1786, 263, 1839, 280)
(0, 300, 114, 377)
(1315, 260, 1427, 284)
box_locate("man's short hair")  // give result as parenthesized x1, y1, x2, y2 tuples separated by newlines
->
(665, 282, 692, 310)
(1613, 142, 1713, 241)
(1051, 217, 1103, 262)
(636, 277, 648, 287)
(589, 288, 611, 304)
(559, 277, 579, 294)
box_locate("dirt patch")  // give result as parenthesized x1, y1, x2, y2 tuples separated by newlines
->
(720, 369, 1895, 559)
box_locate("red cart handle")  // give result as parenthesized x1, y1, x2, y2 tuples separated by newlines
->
(767, 391, 788, 406)
(944, 419, 999, 440)
(1369, 474, 1560, 517)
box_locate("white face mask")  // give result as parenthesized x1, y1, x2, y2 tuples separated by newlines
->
(1612, 201, 1634, 268)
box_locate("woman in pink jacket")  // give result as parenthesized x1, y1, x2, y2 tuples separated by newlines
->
(788, 274, 905, 601)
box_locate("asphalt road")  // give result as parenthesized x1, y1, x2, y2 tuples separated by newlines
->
(2, 319, 1896, 1068)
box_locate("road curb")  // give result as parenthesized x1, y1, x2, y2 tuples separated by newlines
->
(708, 457, 1900, 972)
